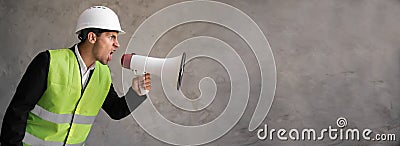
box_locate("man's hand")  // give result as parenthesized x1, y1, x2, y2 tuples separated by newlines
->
(132, 73, 151, 96)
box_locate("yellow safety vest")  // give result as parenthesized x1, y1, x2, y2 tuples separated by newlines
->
(23, 49, 111, 146)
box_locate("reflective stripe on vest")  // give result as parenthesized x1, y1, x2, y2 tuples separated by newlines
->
(30, 104, 96, 124)
(23, 132, 83, 146)
(23, 49, 111, 146)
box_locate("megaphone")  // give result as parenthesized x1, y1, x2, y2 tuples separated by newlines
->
(121, 52, 186, 95)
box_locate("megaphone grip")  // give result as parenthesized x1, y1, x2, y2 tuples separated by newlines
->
(139, 74, 149, 95)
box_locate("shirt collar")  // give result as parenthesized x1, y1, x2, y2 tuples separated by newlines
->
(74, 45, 95, 74)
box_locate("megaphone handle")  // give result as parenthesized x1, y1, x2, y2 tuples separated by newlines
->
(139, 72, 149, 95)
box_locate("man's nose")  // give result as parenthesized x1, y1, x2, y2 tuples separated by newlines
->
(114, 39, 120, 48)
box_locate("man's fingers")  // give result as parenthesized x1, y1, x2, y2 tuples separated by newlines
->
(144, 73, 150, 79)
(143, 79, 151, 84)
(142, 73, 151, 85)
(143, 82, 151, 86)
(142, 81, 151, 90)
(140, 73, 151, 90)
(144, 85, 151, 90)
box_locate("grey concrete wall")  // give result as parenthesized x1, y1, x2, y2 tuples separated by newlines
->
(1, 0, 399, 145)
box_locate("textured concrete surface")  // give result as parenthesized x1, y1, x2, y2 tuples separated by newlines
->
(1, 0, 400, 145)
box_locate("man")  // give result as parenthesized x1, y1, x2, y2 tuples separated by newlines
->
(0, 6, 150, 145)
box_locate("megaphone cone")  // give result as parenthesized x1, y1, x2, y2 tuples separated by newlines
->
(121, 52, 186, 91)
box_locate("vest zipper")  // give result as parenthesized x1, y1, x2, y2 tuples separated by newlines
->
(63, 71, 92, 145)
(63, 50, 93, 145)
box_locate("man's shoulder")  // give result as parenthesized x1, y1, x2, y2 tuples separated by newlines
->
(34, 50, 50, 62)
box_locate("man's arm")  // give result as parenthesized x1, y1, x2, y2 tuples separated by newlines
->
(0, 51, 49, 146)
(102, 84, 147, 120)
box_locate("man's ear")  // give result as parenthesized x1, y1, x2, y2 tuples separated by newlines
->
(87, 32, 97, 44)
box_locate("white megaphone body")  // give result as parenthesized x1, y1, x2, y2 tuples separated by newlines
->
(121, 53, 186, 95)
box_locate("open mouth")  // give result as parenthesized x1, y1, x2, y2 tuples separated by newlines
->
(108, 51, 114, 61)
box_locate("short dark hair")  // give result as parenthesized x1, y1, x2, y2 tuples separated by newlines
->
(78, 28, 106, 43)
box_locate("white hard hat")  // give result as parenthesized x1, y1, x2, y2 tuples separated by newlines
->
(75, 6, 125, 34)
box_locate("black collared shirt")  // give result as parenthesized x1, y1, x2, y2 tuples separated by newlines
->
(0, 48, 146, 146)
